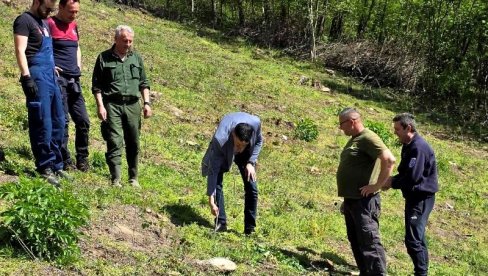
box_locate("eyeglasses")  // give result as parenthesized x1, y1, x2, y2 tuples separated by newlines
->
(339, 118, 357, 126)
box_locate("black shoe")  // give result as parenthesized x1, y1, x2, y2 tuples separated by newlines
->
(76, 159, 89, 172)
(64, 161, 77, 171)
(41, 168, 60, 187)
(244, 228, 255, 235)
(214, 222, 227, 232)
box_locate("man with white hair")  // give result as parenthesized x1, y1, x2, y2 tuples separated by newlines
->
(92, 25, 152, 187)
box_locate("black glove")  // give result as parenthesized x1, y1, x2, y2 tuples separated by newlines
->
(20, 75, 38, 99)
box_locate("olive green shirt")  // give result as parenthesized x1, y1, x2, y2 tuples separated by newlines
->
(336, 128, 388, 199)
(91, 45, 150, 98)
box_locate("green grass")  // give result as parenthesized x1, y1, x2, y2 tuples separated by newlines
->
(1, 1, 488, 275)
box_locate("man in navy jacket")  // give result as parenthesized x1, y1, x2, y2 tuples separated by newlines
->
(384, 113, 439, 276)
(202, 112, 263, 235)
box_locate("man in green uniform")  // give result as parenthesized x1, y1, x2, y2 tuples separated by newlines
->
(336, 107, 396, 275)
(92, 25, 152, 187)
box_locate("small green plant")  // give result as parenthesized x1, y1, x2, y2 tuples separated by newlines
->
(294, 118, 319, 142)
(0, 178, 89, 264)
(365, 120, 395, 146)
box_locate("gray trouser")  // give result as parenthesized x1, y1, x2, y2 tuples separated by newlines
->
(344, 193, 387, 276)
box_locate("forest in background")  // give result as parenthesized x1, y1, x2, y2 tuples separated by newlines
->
(112, 0, 488, 139)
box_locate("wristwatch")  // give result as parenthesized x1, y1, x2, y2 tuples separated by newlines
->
(143, 101, 151, 106)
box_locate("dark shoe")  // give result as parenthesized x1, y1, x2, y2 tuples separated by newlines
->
(64, 161, 77, 171)
(244, 228, 255, 235)
(214, 221, 227, 232)
(55, 169, 73, 181)
(76, 159, 89, 172)
(41, 168, 60, 187)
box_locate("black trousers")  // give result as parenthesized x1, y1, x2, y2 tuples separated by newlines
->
(344, 193, 387, 276)
(405, 195, 435, 276)
(58, 75, 90, 165)
(215, 151, 258, 232)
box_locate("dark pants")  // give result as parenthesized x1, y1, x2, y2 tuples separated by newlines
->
(215, 152, 258, 232)
(344, 194, 387, 276)
(101, 99, 141, 180)
(405, 195, 435, 276)
(58, 75, 90, 165)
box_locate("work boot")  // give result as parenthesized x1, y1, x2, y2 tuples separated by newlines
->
(55, 169, 73, 181)
(41, 168, 60, 187)
(63, 160, 77, 171)
(111, 178, 122, 187)
(76, 158, 89, 172)
(128, 178, 141, 188)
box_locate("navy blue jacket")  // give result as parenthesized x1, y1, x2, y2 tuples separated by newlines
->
(202, 112, 263, 196)
(391, 133, 438, 200)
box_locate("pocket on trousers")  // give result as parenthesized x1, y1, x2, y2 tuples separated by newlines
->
(26, 101, 42, 121)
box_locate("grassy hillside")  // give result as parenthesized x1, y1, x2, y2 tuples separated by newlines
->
(1, 1, 487, 275)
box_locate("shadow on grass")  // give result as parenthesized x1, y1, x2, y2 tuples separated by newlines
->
(162, 204, 212, 228)
(279, 246, 357, 275)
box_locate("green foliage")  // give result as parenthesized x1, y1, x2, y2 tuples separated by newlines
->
(365, 120, 395, 146)
(0, 178, 89, 264)
(294, 118, 319, 142)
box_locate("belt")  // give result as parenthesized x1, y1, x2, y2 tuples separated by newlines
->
(105, 95, 139, 105)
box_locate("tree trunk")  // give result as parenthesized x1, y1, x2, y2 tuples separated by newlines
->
(237, 0, 245, 26)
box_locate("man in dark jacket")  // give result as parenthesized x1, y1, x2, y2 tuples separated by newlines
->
(384, 113, 439, 276)
(202, 112, 263, 235)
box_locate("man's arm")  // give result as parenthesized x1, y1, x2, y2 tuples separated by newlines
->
(141, 87, 152, 118)
(92, 54, 106, 121)
(360, 149, 396, 196)
(391, 147, 425, 189)
(77, 46, 82, 70)
(14, 34, 29, 76)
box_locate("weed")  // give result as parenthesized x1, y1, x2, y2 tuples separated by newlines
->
(294, 118, 319, 142)
(0, 178, 89, 265)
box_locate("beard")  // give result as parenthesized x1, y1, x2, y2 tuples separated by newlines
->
(37, 0, 52, 19)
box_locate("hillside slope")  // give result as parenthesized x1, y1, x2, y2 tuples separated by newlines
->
(0, 1, 487, 275)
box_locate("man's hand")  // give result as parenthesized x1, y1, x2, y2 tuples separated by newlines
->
(209, 195, 219, 216)
(359, 184, 380, 197)
(97, 105, 107, 121)
(54, 66, 63, 77)
(246, 163, 256, 182)
(143, 104, 152, 118)
(20, 75, 38, 99)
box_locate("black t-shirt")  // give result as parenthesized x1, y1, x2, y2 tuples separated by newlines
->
(13, 12, 46, 61)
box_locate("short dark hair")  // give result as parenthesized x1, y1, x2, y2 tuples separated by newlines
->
(60, 0, 79, 6)
(234, 123, 253, 142)
(393, 113, 417, 132)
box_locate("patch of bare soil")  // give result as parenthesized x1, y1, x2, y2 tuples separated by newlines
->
(0, 172, 18, 185)
(80, 205, 178, 265)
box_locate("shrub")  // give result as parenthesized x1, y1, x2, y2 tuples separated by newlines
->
(0, 178, 89, 264)
(294, 118, 319, 142)
(365, 120, 395, 146)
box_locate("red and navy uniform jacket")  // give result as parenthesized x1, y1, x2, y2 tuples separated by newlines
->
(391, 133, 439, 200)
(47, 16, 80, 77)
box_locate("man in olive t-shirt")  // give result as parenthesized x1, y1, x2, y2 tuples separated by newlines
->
(336, 107, 396, 276)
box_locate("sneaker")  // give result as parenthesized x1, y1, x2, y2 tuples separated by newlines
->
(111, 178, 122, 187)
(128, 179, 141, 188)
(76, 159, 89, 172)
(55, 169, 73, 181)
(41, 168, 60, 187)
